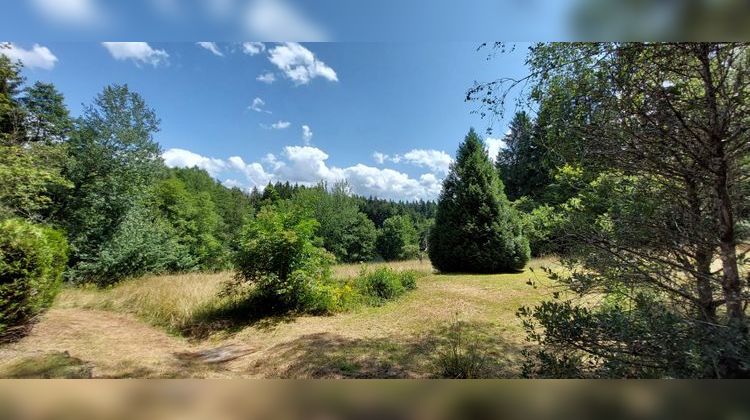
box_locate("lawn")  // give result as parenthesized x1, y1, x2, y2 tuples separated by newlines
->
(0, 257, 559, 378)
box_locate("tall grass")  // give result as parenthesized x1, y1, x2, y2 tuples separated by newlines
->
(55, 271, 233, 335)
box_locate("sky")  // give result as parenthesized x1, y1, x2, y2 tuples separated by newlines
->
(3, 41, 530, 201)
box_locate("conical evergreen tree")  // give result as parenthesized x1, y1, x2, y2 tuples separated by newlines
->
(428, 128, 530, 273)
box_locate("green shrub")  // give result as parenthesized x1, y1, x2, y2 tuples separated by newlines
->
(0, 219, 68, 339)
(518, 204, 567, 257)
(376, 215, 419, 261)
(68, 204, 195, 286)
(231, 207, 335, 314)
(355, 267, 417, 304)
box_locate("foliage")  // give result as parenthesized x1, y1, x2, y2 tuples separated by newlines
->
(475, 42, 750, 378)
(495, 111, 550, 201)
(516, 203, 567, 257)
(0, 144, 72, 220)
(0, 219, 68, 339)
(433, 319, 488, 379)
(231, 207, 335, 313)
(68, 203, 194, 286)
(59, 84, 163, 280)
(429, 128, 530, 273)
(150, 176, 227, 270)
(292, 182, 377, 263)
(354, 267, 418, 304)
(377, 215, 419, 261)
(20, 81, 73, 144)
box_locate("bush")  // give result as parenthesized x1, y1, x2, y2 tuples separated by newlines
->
(518, 204, 567, 257)
(68, 204, 195, 286)
(0, 219, 68, 339)
(433, 320, 488, 378)
(231, 207, 335, 314)
(429, 129, 530, 273)
(355, 267, 417, 304)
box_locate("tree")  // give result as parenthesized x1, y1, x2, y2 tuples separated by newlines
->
(474, 43, 750, 377)
(429, 129, 530, 273)
(0, 51, 26, 145)
(292, 182, 377, 263)
(60, 84, 163, 281)
(495, 111, 550, 201)
(20, 82, 72, 144)
(377, 215, 419, 261)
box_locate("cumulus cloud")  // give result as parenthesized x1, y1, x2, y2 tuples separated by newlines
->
(267, 42, 338, 85)
(256, 72, 276, 84)
(261, 120, 291, 130)
(372, 152, 387, 165)
(302, 125, 313, 145)
(249, 97, 270, 113)
(196, 41, 223, 56)
(243, 0, 328, 41)
(31, 0, 101, 25)
(242, 42, 265, 55)
(227, 155, 273, 186)
(163, 145, 444, 200)
(162, 148, 227, 176)
(401, 149, 453, 174)
(485, 137, 507, 163)
(372, 149, 453, 174)
(101, 42, 169, 67)
(0, 43, 58, 70)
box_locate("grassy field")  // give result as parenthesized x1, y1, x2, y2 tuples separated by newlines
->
(0, 257, 559, 378)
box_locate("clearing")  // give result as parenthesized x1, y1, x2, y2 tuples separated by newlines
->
(0, 258, 558, 378)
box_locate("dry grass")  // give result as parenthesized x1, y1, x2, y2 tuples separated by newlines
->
(0, 258, 559, 378)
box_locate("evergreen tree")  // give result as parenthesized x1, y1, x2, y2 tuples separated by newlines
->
(429, 128, 529, 273)
(495, 111, 550, 201)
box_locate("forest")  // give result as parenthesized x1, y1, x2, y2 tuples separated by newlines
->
(1, 42, 749, 378)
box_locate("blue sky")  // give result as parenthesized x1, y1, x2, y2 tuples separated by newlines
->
(4, 41, 530, 200)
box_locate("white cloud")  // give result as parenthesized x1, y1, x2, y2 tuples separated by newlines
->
(164, 145, 444, 200)
(485, 137, 506, 163)
(256, 72, 276, 84)
(101, 42, 169, 67)
(242, 42, 265, 55)
(249, 97, 270, 113)
(228, 155, 273, 186)
(261, 120, 291, 130)
(401, 149, 453, 174)
(162, 148, 227, 176)
(372, 152, 387, 165)
(371, 149, 452, 174)
(243, 0, 328, 41)
(302, 125, 313, 145)
(267, 42, 338, 85)
(0, 43, 58, 70)
(196, 42, 223, 57)
(31, 0, 101, 25)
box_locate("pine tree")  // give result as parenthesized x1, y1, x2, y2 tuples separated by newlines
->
(428, 128, 529, 273)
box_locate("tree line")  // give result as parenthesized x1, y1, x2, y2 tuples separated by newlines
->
(0, 51, 433, 339)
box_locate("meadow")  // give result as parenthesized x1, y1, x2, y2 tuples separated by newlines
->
(0, 257, 558, 378)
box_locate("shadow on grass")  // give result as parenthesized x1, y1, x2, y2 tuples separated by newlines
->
(179, 295, 302, 340)
(256, 321, 526, 378)
(0, 351, 93, 378)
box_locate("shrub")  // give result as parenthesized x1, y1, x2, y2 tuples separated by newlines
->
(68, 204, 195, 286)
(429, 129, 530, 273)
(355, 267, 417, 304)
(0, 219, 68, 339)
(231, 207, 335, 314)
(433, 320, 488, 379)
(517, 204, 567, 257)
